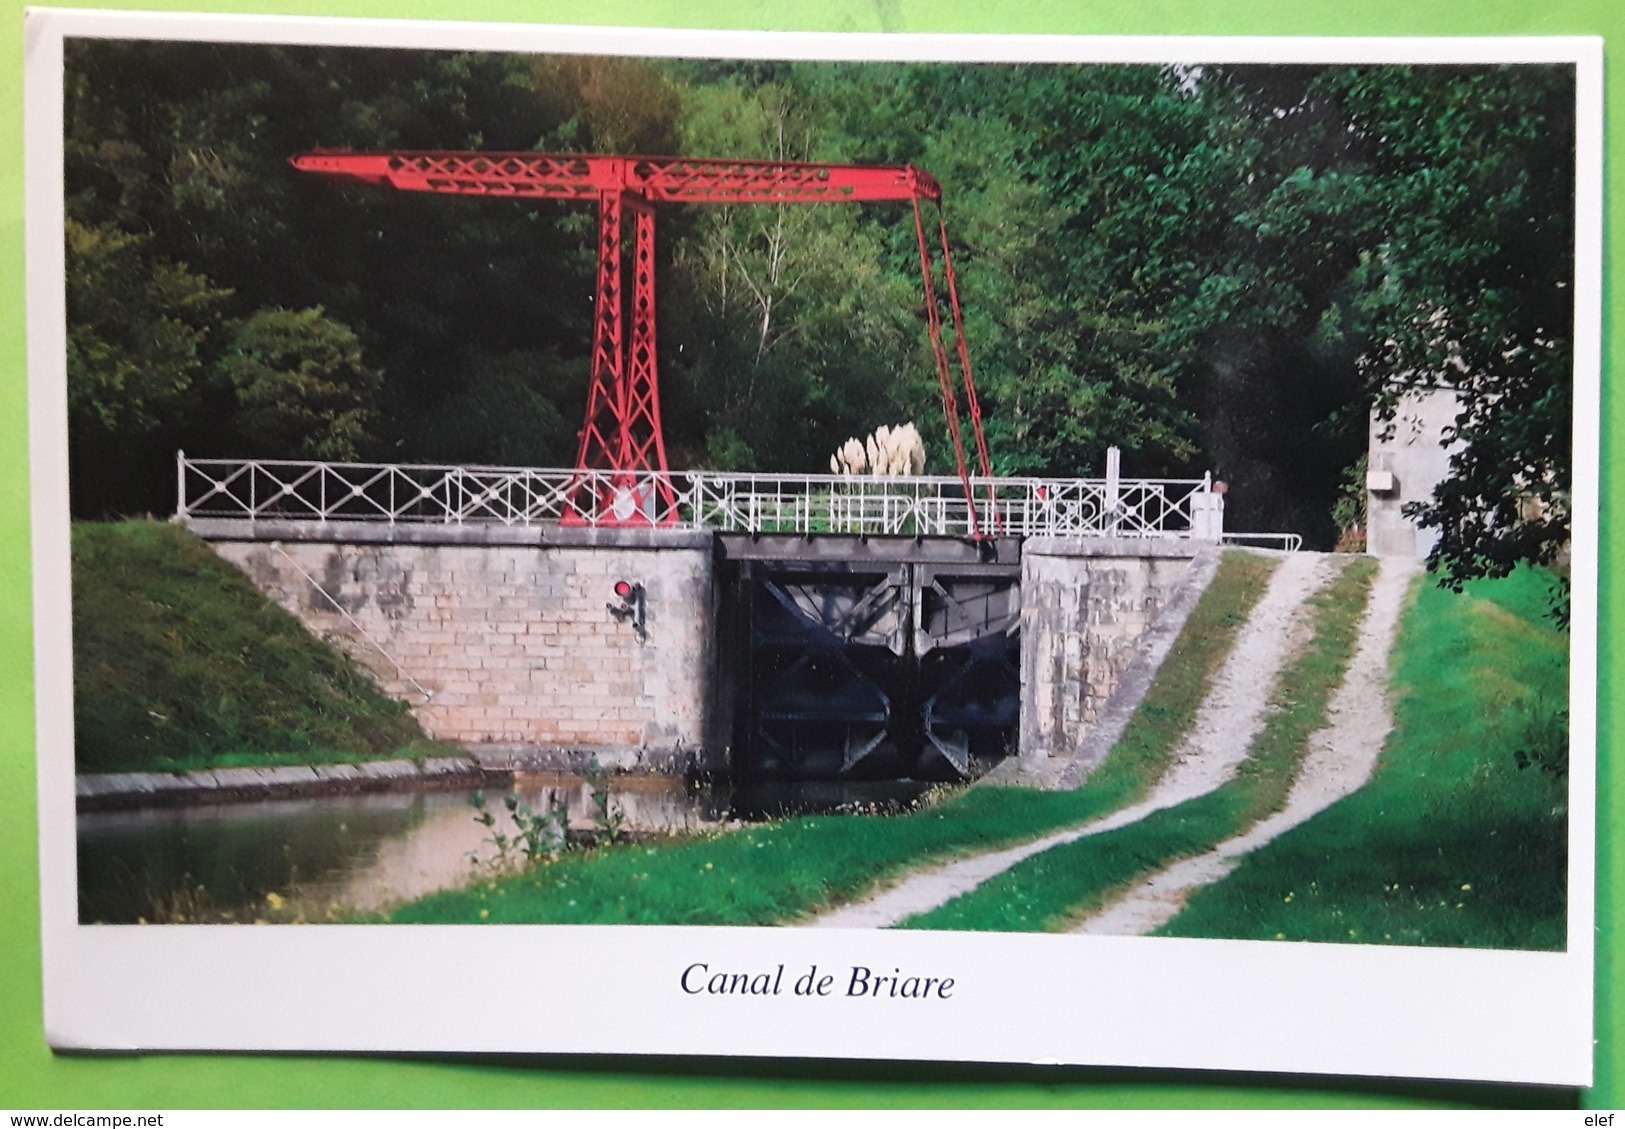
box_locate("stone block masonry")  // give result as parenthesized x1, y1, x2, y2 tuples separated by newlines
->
(194, 518, 1216, 783)
(205, 523, 718, 772)
(1018, 536, 1202, 774)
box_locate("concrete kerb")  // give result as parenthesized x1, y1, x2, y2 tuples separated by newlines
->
(181, 516, 715, 551)
(1021, 534, 1215, 559)
(74, 743, 710, 812)
(75, 755, 494, 812)
(466, 743, 701, 776)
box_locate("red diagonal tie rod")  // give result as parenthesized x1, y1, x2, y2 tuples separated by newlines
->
(292, 151, 990, 534)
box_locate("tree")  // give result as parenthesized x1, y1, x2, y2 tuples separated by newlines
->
(59, 41, 1575, 568)
(218, 307, 382, 461)
(1143, 63, 1574, 561)
(413, 347, 578, 467)
(63, 39, 595, 483)
(664, 71, 921, 471)
(65, 217, 234, 516)
(1335, 66, 1575, 589)
(65, 219, 232, 437)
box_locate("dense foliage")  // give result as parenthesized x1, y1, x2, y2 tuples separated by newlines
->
(64, 44, 1574, 568)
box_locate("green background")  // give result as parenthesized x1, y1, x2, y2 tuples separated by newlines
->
(0, 0, 1614, 1110)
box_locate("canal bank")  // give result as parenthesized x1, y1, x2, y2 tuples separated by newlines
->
(74, 743, 718, 813)
(69, 517, 1242, 927)
(76, 552, 1296, 930)
(75, 769, 940, 923)
(75, 754, 492, 812)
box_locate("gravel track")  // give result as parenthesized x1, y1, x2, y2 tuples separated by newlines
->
(808, 551, 1335, 930)
(1073, 556, 1417, 936)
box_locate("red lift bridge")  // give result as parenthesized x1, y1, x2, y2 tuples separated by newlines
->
(291, 151, 993, 532)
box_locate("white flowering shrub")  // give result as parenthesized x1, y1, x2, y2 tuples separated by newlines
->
(830, 422, 925, 477)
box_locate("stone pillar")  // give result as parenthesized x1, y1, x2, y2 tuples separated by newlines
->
(1018, 537, 1199, 774)
(1189, 489, 1225, 541)
(1367, 388, 1463, 558)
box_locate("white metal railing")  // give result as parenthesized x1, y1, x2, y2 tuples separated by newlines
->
(1222, 532, 1305, 553)
(176, 454, 1225, 540)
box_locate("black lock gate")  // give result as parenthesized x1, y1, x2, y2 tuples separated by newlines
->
(722, 538, 1020, 782)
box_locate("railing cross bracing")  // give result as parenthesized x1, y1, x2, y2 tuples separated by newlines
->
(177, 455, 1225, 542)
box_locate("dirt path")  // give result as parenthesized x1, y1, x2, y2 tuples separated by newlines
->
(808, 551, 1334, 930)
(1074, 555, 1418, 936)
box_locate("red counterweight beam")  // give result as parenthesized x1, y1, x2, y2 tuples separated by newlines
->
(292, 150, 989, 532)
(291, 152, 944, 204)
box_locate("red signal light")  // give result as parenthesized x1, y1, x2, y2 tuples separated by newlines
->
(607, 580, 647, 643)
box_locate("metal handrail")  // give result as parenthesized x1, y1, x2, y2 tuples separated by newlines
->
(1221, 532, 1305, 553)
(176, 454, 1224, 540)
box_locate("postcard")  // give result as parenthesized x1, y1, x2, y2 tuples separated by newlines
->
(27, 8, 1600, 1084)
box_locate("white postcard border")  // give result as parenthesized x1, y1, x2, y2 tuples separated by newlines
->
(26, 8, 1602, 1086)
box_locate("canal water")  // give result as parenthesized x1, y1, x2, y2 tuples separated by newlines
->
(76, 775, 936, 924)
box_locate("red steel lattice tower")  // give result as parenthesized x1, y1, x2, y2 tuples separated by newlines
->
(292, 152, 992, 531)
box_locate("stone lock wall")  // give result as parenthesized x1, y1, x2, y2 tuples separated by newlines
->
(200, 518, 1209, 781)
(208, 526, 717, 770)
(1018, 536, 1200, 769)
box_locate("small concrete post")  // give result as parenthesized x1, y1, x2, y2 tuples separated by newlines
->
(1105, 446, 1121, 532)
(1189, 485, 1225, 542)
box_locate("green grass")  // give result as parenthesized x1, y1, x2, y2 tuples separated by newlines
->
(384, 774, 1207, 926)
(387, 551, 1279, 926)
(387, 788, 1148, 926)
(904, 556, 1378, 933)
(72, 519, 439, 773)
(1160, 566, 1569, 950)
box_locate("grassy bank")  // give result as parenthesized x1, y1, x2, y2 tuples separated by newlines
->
(73, 519, 438, 774)
(1161, 567, 1568, 950)
(387, 551, 1278, 926)
(903, 556, 1376, 933)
